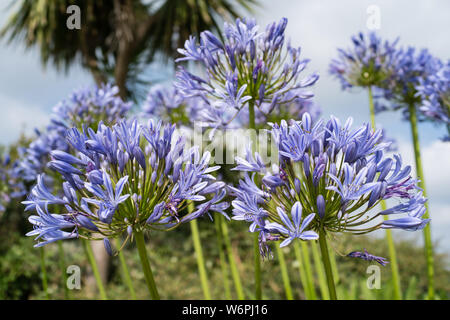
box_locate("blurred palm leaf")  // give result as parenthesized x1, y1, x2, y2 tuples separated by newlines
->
(1, 0, 257, 98)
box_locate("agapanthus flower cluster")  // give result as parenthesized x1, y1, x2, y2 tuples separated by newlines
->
(0, 152, 24, 213)
(257, 98, 321, 128)
(376, 47, 441, 118)
(329, 32, 399, 89)
(231, 113, 429, 258)
(51, 83, 132, 131)
(15, 84, 132, 184)
(23, 119, 228, 252)
(14, 128, 69, 182)
(175, 17, 319, 127)
(142, 85, 203, 126)
(416, 59, 450, 139)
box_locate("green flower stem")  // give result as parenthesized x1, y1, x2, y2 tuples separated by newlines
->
(248, 101, 262, 300)
(382, 201, 402, 299)
(408, 102, 435, 300)
(57, 242, 71, 299)
(328, 244, 340, 285)
(189, 200, 212, 300)
(368, 86, 402, 300)
(39, 246, 50, 300)
(115, 238, 137, 300)
(253, 233, 262, 299)
(293, 241, 314, 299)
(134, 230, 160, 300)
(318, 230, 337, 300)
(215, 214, 232, 300)
(310, 241, 330, 300)
(274, 245, 293, 299)
(299, 241, 317, 299)
(81, 239, 107, 300)
(221, 218, 245, 299)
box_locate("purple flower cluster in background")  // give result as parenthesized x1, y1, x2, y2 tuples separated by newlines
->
(377, 47, 440, 113)
(0, 151, 26, 214)
(416, 60, 450, 140)
(330, 31, 449, 141)
(175, 18, 319, 129)
(329, 32, 399, 89)
(51, 83, 132, 131)
(142, 85, 205, 126)
(14, 84, 132, 186)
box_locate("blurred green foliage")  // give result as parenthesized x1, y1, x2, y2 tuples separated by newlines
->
(1, 206, 448, 299)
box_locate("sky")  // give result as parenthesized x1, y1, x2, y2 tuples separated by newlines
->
(0, 1, 449, 252)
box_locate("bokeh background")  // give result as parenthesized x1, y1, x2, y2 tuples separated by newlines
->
(0, 0, 448, 299)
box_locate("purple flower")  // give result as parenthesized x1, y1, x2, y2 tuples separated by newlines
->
(232, 193, 267, 232)
(24, 119, 227, 248)
(329, 32, 399, 89)
(175, 17, 318, 129)
(347, 249, 389, 266)
(231, 113, 429, 259)
(26, 205, 78, 247)
(142, 85, 205, 126)
(265, 202, 318, 247)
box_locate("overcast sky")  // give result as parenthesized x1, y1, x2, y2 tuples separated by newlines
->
(0, 0, 449, 252)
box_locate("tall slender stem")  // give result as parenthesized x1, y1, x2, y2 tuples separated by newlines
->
(215, 214, 232, 299)
(57, 242, 70, 299)
(82, 239, 107, 300)
(408, 102, 435, 300)
(221, 218, 245, 299)
(300, 241, 317, 299)
(318, 230, 337, 300)
(368, 86, 376, 129)
(328, 244, 340, 285)
(39, 246, 50, 300)
(189, 200, 211, 299)
(382, 201, 402, 299)
(293, 241, 314, 299)
(134, 230, 160, 300)
(248, 101, 262, 300)
(368, 86, 402, 299)
(115, 238, 137, 300)
(310, 241, 330, 300)
(275, 245, 293, 299)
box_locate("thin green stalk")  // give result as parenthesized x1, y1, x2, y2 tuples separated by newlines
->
(253, 233, 262, 299)
(82, 239, 107, 300)
(221, 218, 245, 299)
(189, 201, 212, 299)
(57, 242, 70, 299)
(215, 214, 232, 300)
(408, 102, 435, 300)
(134, 230, 160, 300)
(368, 86, 402, 299)
(382, 201, 402, 299)
(115, 238, 137, 300)
(299, 241, 317, 299)
(318, 230, 337, 300)
(39, 246, 50, 300)
(293, 241, 314, 299)
(248, 101, 262, 300)
(368, 86, 377, 130)
(310, 241, 330, 300)
(274, 245, 293, 299)
(328, 244, 340, 285)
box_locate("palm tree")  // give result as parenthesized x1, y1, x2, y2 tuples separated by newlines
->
(1, 0, 257, 99)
